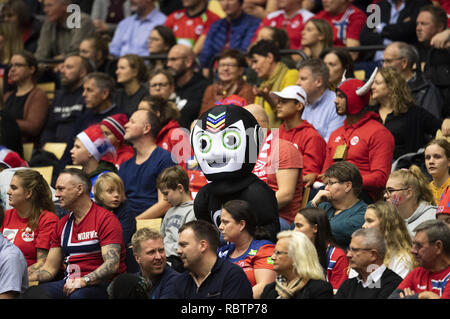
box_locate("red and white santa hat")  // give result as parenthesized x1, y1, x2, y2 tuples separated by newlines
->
(100, 113, 128, 144)
(0, 146, 28, 168)
(76, 124, 116, 161)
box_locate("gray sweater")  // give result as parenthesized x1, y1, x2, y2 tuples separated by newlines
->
(405, 201, 436, 239)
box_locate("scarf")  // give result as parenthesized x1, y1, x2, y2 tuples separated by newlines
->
(255, 62, 289, 109)
(275, 274, 309, 299)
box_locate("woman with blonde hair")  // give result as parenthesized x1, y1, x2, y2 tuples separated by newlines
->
(370, 66, 441, 160)
(0, 169, 58, 275)
(384, 165, 437, 238)
(260, 230, 333, 299)
(362, 201, 416, 278)
(424, 139, 450, 204)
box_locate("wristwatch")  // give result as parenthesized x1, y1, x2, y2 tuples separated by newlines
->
(83, 275, 91, 286)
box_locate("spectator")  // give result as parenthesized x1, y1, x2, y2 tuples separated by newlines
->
(113, 54, 149, 117)
(147, 25, 177, 71)
(147, 68, 176, 101)
(359, 0, 431, 63)
(1, 169, 58, 273)
(35, 0, 95, 61)
(309, 161, 367, 249)
(436, 187, 450, 226)
(389, 220, 450, 299)
(130, 227, 180, 298)
(90, 0, 132, 36)
(70, 124, 117, 198)
(363, 201, 416, 278)
(271, 85, 326, 188)
(2, 51, 49, 151)
(0, 205, 28, 298)
(99, 114, 135, 169)
(118, 109, 176, 219)
(384, 166, 437, 239)
(261, 230, 333, 299)
(322, 73, 395, 202)
(1, 0, 42, 53)
(301, 18, 333, 59)
(313, 0, 366, 60)
(242, 0, 277, 20)
(416, 5, 447, 64)
(138, 95, 189, 161)
(0, 148, 29, 211)
(252, 0, 313, 50)
(296, 59, 345, 142)
(424, 139, 450, 204)
(173, 220, 253, 299)
(294, 207, 349, 294)
(40, 55, 92, 146)
(79, 33, 117, 80)
(166, 44, 209, 129)
(370, 66, 441, 160)
(335, 228, 403, 299)
(200, 49, 255, 116)
(29, 168, 127, 299)
(382, 42, 444, 120)
(164, 0, 220, 55)
(109, 0, 166, 57)
(321, 47, 354, 91)
(217, 199, 276, 299)
(94, 172, 137, 273)
(246, 103, 303, 231)
(199, 0, 260, 73)
(249, 40, 298, 128)
(157, 165, 195, 271)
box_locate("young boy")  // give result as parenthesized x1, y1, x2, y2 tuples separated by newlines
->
(271, 85, 327, 188)
(70, 124, 117, 198)
(157, 165, 195, 271)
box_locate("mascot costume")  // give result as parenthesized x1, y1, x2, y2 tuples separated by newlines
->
(191, 105, 280, 242)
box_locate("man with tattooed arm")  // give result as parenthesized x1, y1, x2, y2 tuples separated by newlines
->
(28, 168, 126, 299)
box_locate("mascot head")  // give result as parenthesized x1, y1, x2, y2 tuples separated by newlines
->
(191, 105, 263, 181)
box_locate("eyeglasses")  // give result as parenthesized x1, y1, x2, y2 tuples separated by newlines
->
(218, 63, 239, 69)
(383, 187, 409, 196)
(381, 57, 405, 64)
(273, 250, 289, 256)
(347, 247, 373, 254)
(150, 82, 170, 89)
(167, 56, 186, 62)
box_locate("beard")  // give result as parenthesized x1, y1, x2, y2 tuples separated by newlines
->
(61, 75, 81, 89)
(167, 66, 188, 80)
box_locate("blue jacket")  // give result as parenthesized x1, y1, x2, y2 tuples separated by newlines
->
(199, 12, 260, 68)
(172, 257, 253, 299)
(139, 265, 180, 299)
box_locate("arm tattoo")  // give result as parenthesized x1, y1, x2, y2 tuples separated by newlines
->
(86, 244, 121, 285)
(35, 269, 53, 283)
(28, 249, 49, 273)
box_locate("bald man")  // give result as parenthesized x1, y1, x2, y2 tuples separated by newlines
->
(166, 44, 209, 129)
(245, 104, 304, 231)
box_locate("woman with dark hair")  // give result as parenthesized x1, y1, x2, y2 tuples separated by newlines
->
(308, 161, 367, 248)
(425, 139, 450, 204)
(370, 66, 441, 160)
(294, 207, 349, 293)
(200, 49, 255, 115)
(1, 169, 58, 275)
(321, 47, 355, 91)
(217, 199, 276, 299)
(113, 54, 149, 117)
(2, 50, 49, 151)
(148, 25, 176, 70)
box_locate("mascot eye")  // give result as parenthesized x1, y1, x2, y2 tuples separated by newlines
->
(222, 131, 241, 150)
(198, 134, 212, 153)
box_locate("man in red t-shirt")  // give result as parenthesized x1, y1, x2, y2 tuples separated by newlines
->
(389, 220, 450, 299)
(28, 168, 126, 299)
(313, 0, 366, 59)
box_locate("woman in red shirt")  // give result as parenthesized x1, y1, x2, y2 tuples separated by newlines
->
(0, 169, 58, 275)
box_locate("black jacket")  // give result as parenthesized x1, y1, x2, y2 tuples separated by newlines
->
(261, 279, 333, 299)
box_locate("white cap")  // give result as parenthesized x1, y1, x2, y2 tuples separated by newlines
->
(270, 85, 307, 105)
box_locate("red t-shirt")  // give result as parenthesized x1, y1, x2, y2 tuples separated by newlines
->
(1, 209, 58, 267)
(279, 121, 326, 176)
(397, 266, 450, 299)
(165, 8, 220, 47)
(50, 202, 126, 278)
(253, 9, 314, 49)
(326, 244, 349, 292)
(313, 5, 366, 46)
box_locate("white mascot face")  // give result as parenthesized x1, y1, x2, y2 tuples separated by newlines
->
(192, 119, 246, 176)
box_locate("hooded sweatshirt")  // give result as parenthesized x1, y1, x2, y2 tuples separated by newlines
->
(405, 201, 437, 239)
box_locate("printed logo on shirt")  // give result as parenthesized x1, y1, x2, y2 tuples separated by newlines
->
(22, 227, 35, 242)
(249, 249, 257, 256)
(195, 24, 204, 35)
(291, 20, 300, 29)
(77, 231, 98, 241)
(267, 257, 274, 265)
(2, 228, 18, 243)
(334, 136, 341, 143)
(431, 273, 450, 296)
(350, 136, 359, 146)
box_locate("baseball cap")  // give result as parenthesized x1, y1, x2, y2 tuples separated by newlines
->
(270, 85, 307, 105)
